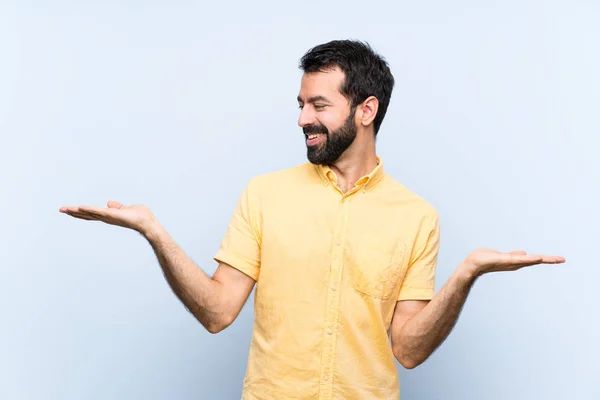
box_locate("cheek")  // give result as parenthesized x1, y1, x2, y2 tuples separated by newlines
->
(319, 112, 344, 131)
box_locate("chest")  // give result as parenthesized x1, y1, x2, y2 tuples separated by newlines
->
(258, 192, 413, 300)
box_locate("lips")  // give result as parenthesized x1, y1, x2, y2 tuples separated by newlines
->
(306, 133, 325, 146)
(303, 125, 328, 136)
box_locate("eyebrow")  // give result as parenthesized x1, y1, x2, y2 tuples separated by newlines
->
(297, 95, 331, 104)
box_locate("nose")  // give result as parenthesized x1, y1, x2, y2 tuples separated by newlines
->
(297, 106, 316, 128)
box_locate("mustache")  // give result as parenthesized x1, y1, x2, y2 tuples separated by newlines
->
(303, 125, 328, 135)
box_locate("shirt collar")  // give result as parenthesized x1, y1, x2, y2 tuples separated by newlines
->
(314, 156, 385, 193)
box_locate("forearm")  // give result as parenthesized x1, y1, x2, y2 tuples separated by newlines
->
(393, 264, 478, 368)
(142, 221, 227, 333)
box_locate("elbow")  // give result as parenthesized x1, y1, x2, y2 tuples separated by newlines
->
(204, 314, 236, 334)
(398, 357, 422, 370)
(393, 348, 424, 370)
(205, 323, 225, 334)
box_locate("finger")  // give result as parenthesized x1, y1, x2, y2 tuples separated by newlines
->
(78, 207, 105, 218)
(507, 255, 565, 268)
(63, 211, 99, 221)
(107, 200, 124, 209)
(77, 206, 117, 219)
(509, 250, 527, 255)
(507, 254, 544, 263)
(59, 207, 82, 215)
(62, 206, 108, 221)
(60, 206, 102, 215)
(517, 254, 565, 264)
(539, 255, 566, 264)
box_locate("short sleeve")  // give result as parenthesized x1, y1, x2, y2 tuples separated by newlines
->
(397, 211, 440, 301)
(213, 179, 262, 281)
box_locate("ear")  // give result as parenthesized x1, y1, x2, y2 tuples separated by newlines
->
(357, 96, 379, 129)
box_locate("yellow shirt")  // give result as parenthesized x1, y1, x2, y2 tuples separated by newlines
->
(214, 157, 440, 400)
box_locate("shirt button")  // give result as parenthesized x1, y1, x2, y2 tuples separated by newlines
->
(331, 285, 337, 291)
(336, 240, 341, 246)
(327, 329, 333, 335)
(323, 375, 329, 381)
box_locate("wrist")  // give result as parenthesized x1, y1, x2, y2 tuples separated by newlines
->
(456, 262, 480, 283)
(139, 217, 164, 241)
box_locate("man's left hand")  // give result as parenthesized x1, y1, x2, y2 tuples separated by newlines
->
(461, 248, 565, 278)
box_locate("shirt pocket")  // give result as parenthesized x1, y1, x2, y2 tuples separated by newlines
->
(348, 241, 406, 300)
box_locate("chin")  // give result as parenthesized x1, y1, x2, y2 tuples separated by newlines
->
(307, 153, 329, 165)
(306, 153, 321, 165)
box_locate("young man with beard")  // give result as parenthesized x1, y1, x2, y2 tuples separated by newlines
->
(60, 40, 565, 399)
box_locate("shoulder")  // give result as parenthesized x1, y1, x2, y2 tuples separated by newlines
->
(380, 173, 439, 225)
(383, 174, 437, 212)
(247, 162, 316, 189)
(242, 163, 315, 200)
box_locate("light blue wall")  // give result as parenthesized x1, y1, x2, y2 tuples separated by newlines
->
(1, 1, 598, 399)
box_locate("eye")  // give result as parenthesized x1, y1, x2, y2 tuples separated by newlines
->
(314, 104, 326, 110)
(298, 105, 304, 110)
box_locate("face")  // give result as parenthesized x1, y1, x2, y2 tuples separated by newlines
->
(297, 68, 357, 165)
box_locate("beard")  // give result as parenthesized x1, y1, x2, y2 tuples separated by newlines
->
(303, 110, 357, 165)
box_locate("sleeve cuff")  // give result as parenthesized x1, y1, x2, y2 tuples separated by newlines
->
(213, 250, 260, 281)
(397, 288, 434, 301)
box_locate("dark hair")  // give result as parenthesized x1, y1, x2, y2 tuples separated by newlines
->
(299, 39, 395, 136)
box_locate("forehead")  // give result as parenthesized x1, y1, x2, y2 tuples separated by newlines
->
(298, 67, 346, 101)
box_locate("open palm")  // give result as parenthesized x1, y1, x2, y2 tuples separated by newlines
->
(464, 248, 565, 276)
(59, 200, 155, 233)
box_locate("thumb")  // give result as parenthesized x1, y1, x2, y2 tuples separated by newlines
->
(107, 200, 124, 209)
(509, 250, 527, 255)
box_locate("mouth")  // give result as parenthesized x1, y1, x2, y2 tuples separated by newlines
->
(306, 133, 326, 146)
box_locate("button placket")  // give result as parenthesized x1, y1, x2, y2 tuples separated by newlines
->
(318, 195, 350, 399)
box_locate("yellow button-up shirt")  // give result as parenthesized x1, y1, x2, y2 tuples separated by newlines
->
(214, 157, 440, 399)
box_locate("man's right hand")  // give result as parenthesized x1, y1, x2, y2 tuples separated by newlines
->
(59, 200, 157, 235)
(59, 199, 256, 333)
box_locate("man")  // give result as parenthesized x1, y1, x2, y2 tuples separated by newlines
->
(60, 40, 565, 399)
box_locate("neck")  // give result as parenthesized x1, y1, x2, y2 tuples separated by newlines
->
(328, 140, 378, 193)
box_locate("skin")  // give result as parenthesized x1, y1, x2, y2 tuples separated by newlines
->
(298, 68, 379, 192)
(59, 66, 566, 368)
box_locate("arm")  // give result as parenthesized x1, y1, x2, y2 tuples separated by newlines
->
(144, 221, 255, 334)
(59, 199, 257, 335)
(390, 264, 476, 369)
(391, 249, 565, 369)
